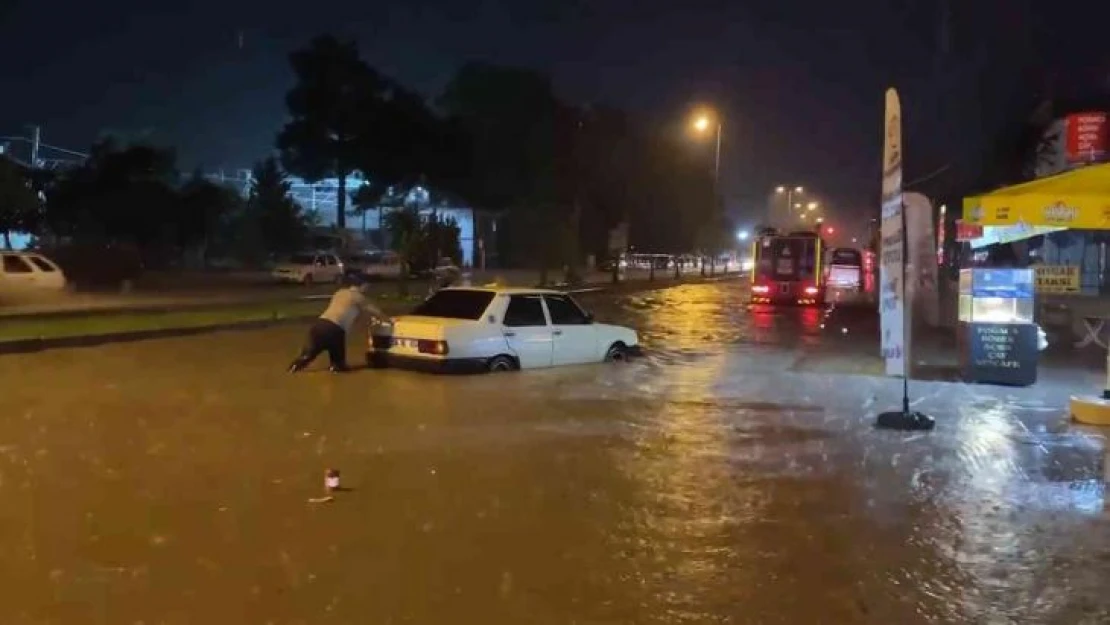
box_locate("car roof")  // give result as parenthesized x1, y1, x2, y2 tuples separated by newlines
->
(439, 285, 565, 296)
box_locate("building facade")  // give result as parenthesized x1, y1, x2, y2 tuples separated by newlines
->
(207, 170, 497, 267)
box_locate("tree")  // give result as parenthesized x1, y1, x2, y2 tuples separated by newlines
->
(44, 140, 182, 264)
(440, 63, 562, 270)
(244, 158, 313, 259)
(178, 170, 243, 264)
(0, 156, 40, 249)
(383, 205, 422, 295)
(695, 209, 735, 277)
(278, 35, 388, 231)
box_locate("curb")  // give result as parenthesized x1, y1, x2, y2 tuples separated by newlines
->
(0, 315, 317, 356)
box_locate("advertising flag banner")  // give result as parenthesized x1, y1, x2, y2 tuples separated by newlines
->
(879, 88, 907, 377)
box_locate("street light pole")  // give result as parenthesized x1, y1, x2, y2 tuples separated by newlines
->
(713, 122, 722, 188)
(774, 185, 804, 227)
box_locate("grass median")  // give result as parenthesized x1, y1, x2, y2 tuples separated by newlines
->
(0, 296, 418, 342)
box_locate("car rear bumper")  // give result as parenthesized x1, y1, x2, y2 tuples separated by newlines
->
(749, 296, 824, 306)
(366, 350, 490, 374)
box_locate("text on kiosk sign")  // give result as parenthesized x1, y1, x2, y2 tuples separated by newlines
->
(1034, 265, 1080, 294)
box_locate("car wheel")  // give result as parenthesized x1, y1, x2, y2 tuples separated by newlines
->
(487, 355, 517, 373)
(333, 272, 344, 284)
(604, 342, 629, 363)
(302, 274, 314, 286)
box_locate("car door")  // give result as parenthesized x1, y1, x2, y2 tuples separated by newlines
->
(325, 254, 342, 281)
(500, 294, 554, 369)
(543, 294, 599, 365)
(1, 254, 37, 290)
(309, 254, 326, 281)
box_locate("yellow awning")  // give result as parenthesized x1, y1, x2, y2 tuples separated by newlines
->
(961, 163, 1110, 229)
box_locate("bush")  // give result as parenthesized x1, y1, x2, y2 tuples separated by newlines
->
(40, 243, 143, 289)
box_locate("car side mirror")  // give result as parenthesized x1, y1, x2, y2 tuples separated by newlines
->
(584, 312, 595, 323)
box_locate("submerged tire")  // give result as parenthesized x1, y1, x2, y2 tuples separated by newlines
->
(604, 343, 629, 363)
(487, 355, 517, 372)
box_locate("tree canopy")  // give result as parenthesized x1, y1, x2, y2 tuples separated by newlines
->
(15, 36, 738, 277)
(277, 35, 389, 230)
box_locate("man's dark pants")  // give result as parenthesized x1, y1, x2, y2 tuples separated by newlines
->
(289, 319, 347, 371)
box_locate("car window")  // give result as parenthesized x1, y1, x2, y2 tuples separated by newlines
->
(503, 295, 548, 327)
(544, 295, 591, 325)
(2, 255, 33, 274)
(28, 257, 57, 272)
(325, 255, 337, 266)
(289, 253, 315, 265)
(831, 249, 861, 265)
(410, 289, 495, 320)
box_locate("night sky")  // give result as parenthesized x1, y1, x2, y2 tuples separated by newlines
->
(2, 0, 1106, 236)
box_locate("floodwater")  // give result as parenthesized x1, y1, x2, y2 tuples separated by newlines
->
(1, 281, 1108, 624)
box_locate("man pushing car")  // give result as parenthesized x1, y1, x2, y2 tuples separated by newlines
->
(288, 276, 390, 373)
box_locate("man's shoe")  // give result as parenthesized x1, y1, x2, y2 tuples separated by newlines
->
(329, 365, 349, 374)
(288, 363, 304, 373)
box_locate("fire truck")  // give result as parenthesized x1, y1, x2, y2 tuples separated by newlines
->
(749, 227, 826, 306)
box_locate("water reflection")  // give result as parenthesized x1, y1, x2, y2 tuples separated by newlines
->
(4, 279, 1110, 623)
(575, 282, 1110, 623)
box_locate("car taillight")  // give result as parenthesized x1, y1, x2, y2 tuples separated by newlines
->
(417, 340, 449, 355)
(804, 286, 819, 295)
(752, 284, 770, 294)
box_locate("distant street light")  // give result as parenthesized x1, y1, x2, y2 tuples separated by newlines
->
(736, 229, 750, 241)
(775, 185, 806, 222)
(806, 201, 819, 211)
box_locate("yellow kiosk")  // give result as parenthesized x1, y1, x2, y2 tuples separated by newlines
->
(963, 163, 1110, 425)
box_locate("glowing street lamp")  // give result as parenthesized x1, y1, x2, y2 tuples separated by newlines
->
(806, 201, 819, 211)
(690, 111, 722, 185)
(736, 229, 750, 241)
(775, 185, 806, 220)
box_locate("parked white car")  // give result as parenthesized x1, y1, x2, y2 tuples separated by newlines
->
(0, 251, 66, 291)
(271, 252, 344, 285)
(368, 286, 641, 373)
(344, 250, 402, 281)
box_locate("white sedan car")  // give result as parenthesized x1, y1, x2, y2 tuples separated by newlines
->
(271, 252, 345, 285)
(0, 251, 67, 291)
(367, 286, 641, 373)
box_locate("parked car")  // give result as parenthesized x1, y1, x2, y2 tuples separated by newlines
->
(271, 252, 345, 285)
(343, 250, 402, 281)
(367, 286, 641, 373)
(0, 251, 67, 291)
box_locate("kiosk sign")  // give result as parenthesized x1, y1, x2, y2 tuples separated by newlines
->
(1034, 265, 1080, 294)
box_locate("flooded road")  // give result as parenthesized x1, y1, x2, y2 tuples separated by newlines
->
(1, 281, 1107, 624)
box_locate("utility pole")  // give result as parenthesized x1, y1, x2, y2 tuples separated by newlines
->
(29, 125, 41, 169)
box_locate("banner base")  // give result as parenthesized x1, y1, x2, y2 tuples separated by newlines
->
(875, 410, 935, 431)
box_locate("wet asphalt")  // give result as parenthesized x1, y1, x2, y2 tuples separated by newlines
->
(0, 280, 1107, 624)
